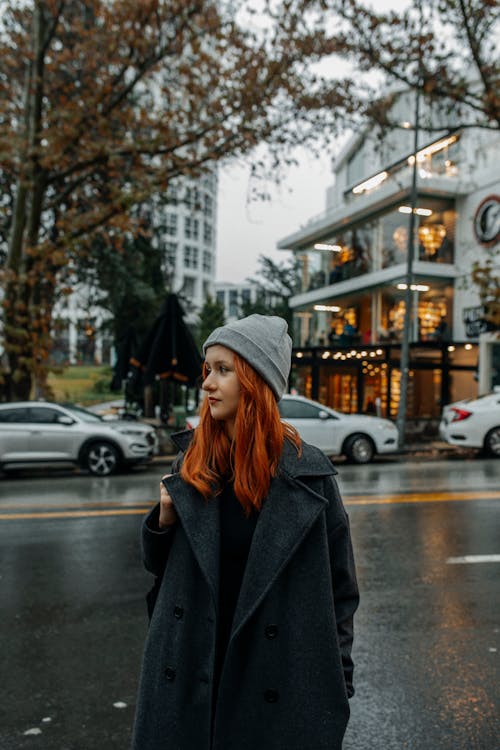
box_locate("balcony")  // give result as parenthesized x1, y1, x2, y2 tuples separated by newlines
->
(278, 133, 470, 255)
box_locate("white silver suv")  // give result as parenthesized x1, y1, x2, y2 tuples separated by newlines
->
(0, 402, 157, 476)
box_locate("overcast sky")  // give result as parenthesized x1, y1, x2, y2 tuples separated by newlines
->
(215, 149, 337, 284)
(215, 0, 409, 284)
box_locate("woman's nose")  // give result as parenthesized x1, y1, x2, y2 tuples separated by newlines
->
(202, 373, 214, 391)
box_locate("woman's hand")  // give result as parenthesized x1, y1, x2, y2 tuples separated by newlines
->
(159, 474, 178, 528)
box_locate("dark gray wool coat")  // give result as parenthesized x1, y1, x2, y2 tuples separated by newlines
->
(132, 430, 359, 750)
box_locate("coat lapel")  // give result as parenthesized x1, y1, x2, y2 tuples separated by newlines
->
(162, 471, 220, 610)
(167, 431, 337, 638)
(230, 441, 337, 641)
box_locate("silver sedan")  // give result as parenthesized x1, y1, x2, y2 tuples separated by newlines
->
(186, 394, 398, 464)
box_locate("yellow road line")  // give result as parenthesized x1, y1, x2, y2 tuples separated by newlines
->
(0, 490, 499, 520)
(0, 499, 156, 511)
(0, 508, 151, 520)
(345, 490, 500, 505)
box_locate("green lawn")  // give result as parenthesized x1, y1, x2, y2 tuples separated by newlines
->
(48, 365, 119, 406)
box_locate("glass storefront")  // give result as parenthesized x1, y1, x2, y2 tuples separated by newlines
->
(319, 367, 359, 413)
(381, 286, 452, 343)
(300, 283, 453, 348)
(297, 197, 457, 293)
(380, 198, 456, 268)
(291, 342, 478, 430)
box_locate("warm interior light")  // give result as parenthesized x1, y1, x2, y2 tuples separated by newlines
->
(398, 206, 433, 216)
(397, 283, 430, 292)
(419, 224, 446, 256)
(314, 243, 342, 252)
(407, 135, 458, 166)
(314, 304, 341, 312)
(352, 171, 388, 194)
(401, 121, 412, 129)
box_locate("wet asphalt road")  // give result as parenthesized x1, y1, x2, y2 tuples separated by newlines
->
(0, 457, 499, 750)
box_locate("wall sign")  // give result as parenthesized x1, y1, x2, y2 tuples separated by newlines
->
(463, 305, 493, 338)
(473, 195, 500, 246)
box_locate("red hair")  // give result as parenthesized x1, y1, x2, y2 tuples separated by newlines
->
(181, 353, 301, 514)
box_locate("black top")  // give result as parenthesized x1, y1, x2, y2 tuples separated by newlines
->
(213, 482, 258, 704)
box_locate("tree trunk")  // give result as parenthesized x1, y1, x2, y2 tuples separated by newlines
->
(4, 3, 47, 401)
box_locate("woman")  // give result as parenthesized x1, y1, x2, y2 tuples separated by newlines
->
(132, 314, 359, 750)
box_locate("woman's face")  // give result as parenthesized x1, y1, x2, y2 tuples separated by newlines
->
(202, 344, 241, 437)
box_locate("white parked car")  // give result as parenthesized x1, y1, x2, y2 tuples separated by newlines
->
(439, 391, 500, 457)
(186, 394, 399, 464)
(0, 402, 157, 476)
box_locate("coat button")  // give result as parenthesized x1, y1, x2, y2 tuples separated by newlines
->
(173, 606, 184, 619)
(265, 624, 278, 639)
(164, 666, 176, 681)
(264, 689, 279, 703)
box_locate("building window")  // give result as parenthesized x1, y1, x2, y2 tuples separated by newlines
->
(184, 217, 199, 240)
(203, 193, 213, 218)
(202, 173, 215, 192)
(183, 276, 196, 298)
(165, 242, 177, 267)
(165, 213, 177, 236)
(203, 221, 213, 244)
(380, 287, 451, 343)
(302, 197, 457, 294)
(165, 181, 178, 203)
(216, 290, 225, 306)
(184, 245, 199, 269)
(185, 186, 200, 211)
(229, 289, 238, 317)
(380, 198, 456, 268)
(202, 251, 212, 273)
(241, 288, 251, 304)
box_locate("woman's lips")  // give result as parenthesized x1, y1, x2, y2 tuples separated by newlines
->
(208, 397, 220, 404)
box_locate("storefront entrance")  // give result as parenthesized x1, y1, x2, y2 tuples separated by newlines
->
(291, 341, 478, 434)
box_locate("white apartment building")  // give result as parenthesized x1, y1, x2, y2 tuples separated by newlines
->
(159, 170, 218, 324)
(215, 281, 260, 322)
(277, 91, 500, 426)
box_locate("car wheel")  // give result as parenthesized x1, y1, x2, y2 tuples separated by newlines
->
(344, 434, 375, 464)
(485, 427, 500, 457)
(85, 442, 120, 476)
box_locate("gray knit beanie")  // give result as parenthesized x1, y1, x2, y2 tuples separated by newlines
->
(202, 314, 292, 400)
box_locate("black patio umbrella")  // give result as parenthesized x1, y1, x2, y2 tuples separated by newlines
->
(110, 325, 139, 392)
(129, 293, 202, 388)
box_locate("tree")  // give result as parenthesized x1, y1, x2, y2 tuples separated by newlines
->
(326, 0, 499, 133)
(0, 0, 356, 399)
(195, 294, 226, 349)
(1, 1, 498, 400)
(78, 229, 166, 348)
(241, 255, 302, 332)
(471, 258, 500, 330)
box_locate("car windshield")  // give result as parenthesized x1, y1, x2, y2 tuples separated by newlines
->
(61, 404, 105, 423)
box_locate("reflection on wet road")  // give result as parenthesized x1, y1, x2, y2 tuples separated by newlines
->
(0, 458, 499, 749)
